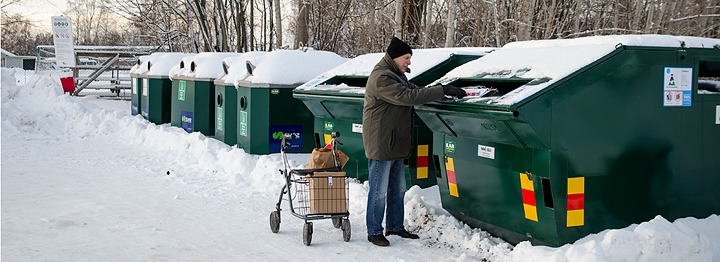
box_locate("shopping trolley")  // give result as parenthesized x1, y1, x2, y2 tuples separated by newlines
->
(269, 132, 350, 246)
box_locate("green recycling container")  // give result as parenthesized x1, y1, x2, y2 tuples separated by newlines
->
(214, 52, 267, 146)
(294, 48, 493, 184)
(414, 35, 720, 246)
(131, 53, 189, 124)
(230, 50, 347, 154)
(171, 53, 241, 135)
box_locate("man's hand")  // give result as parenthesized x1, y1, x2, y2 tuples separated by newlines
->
(442, 84, 467, 98)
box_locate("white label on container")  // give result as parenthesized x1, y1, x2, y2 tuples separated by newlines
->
(142, 78, 149, 97)
(132, 79, 137, 94)
(328, 176, 333, 187)
(716, 105, 720, 124)
(663, 67, 693, 107)
(478, 144, 495, 159)
(352, 123, 363, 133)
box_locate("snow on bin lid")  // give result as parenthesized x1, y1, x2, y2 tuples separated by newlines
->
(436, 35, 720, 105)
(217, 51, 268, 86)
(169, 52, 245, 80)
(234, 49, 348, 85)
(297, 47, 495, 93)
(129, 52, 165, 75)
(147, 53, 193, 77)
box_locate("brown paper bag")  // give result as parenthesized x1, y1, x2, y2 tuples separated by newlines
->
(306, 148, 349, 169)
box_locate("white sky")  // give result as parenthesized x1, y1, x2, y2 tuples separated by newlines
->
(3, 0, 67, 31)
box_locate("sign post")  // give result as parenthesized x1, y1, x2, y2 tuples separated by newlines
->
(51, 16, 75, 68)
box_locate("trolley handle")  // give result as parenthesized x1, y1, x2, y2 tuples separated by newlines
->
(282, 133, 297, 150)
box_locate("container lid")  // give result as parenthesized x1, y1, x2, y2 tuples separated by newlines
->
(169, 52, 246, 80)
(297, 47, 494, 94)
(435, 35, 720, 105)
(232, 49, 348, 86)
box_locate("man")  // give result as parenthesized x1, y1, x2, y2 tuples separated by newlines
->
(363, 37, 466, 246)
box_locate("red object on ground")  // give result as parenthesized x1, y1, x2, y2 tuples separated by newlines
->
(60, 76, 75, 93)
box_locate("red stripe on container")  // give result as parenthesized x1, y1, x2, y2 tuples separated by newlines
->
(567, 193, 584, 210)
(522, 189, 536, 206)
(447, 170, 456, 184)
(417, 155, 428, 167)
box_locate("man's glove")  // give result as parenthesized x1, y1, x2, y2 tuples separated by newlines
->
(442, 84, 467, 98)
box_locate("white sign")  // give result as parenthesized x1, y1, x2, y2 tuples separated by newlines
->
(142, 78, 149, 96)
(716, 105, 720, 125)
(478, 144, 495, 159)
(352, 123, 363, 133)
(51, 16, 75, 68)
(132, 78, 137, 94)
(663, 67, 692, 107)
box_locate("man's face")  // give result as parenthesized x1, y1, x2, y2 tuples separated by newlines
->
(393, 53, 412, 74)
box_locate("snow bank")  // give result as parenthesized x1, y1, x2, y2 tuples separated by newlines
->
(2, 68, 718, 262)
(436, 35, 720, 105)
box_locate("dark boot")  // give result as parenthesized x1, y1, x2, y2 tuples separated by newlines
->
(367, 234, 390, 246)
(385, 229, 419, 239)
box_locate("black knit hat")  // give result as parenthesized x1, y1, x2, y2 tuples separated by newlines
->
(386, 37, 413, 59)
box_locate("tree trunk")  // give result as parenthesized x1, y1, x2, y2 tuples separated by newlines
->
(423, 0, 432, 48)
(395, 0, 403, 37)
(519, 0, 535, 40)
(369, 0, 378, 50)
(295, 0, 308, 49)
(274, 0, 282, 48)
(444, 0, 455, 47)
(250, 0, 254, 51)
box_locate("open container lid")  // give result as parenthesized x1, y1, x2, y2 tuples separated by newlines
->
(228, 49, 348, 86)
(296, 47, 495, 94)
(433, 35, 720, 106)
(214, 51, 268, 86)
(129, 52, 166, 76)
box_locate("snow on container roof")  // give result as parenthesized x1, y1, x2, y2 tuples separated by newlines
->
(169, 52, 246, 80)
(216, 51, 268, 86)
(435, 35, 720, 105)
(129, 52, 165, 75)
(235, 49, 348, 85)
(148, 53, 193, 77)
(297, 47, 494, 93)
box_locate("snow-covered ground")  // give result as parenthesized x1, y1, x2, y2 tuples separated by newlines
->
(2, 68, 718, 261)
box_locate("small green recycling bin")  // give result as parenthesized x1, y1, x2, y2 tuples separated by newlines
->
(414, 35, 720, 247)
(130, 53, 163, 116)
(133, 53, 189, 124)
(230, 49, 347, 154)
(171, 53, 243, 135)
(293, 48, 493, 184)
(214, 52, 267, 145)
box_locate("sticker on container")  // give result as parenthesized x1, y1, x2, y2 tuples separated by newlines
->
(352, 123, 363, 133)
(445, 141, 456, 154)
(716, 105, 720, 124)
(328, 176, 333, 187)
(216, 107, 223, 131)
(663, 67, 692, 107)
(324, 121, 334, 131)
(142, 78, 149, 97)
(132, 79, 137, 94)
(178, 80, 186, 101)
(269, 125, 303, 152)
(271, 89, 279, 95)
(180, 110, 193, 133)
(239, 111, 248, 136)
(478, 144, 495, 159)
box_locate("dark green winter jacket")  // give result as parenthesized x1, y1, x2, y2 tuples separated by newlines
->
(362, 53, 445, 161)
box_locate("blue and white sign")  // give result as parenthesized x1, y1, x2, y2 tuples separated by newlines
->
(269, 125, 303, 152)
(663, 67, 693, 107)
(180, 110, 193, 133)
(51, 16, 75, 68)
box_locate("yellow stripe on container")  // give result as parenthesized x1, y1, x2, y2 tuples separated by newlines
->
(523, 204, 538, 222)
(567, 209, 584, 227)
(418, 145, 428, 156)
(520, 173, 534, 191)
(449, 183, 458, 197)
(417, 167, 428, 179)
(568, 177, 585, 194)
(324, 134, 332, 146)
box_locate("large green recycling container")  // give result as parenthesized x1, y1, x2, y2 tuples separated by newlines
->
(414, 35, 720, 246)
(294, 48, 493, 184)
(171, 53, 240, 135)
(229, 50, 347, 154)
(214, 52, 267, 146)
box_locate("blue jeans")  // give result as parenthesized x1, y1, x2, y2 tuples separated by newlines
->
(366, 159, 406, 235)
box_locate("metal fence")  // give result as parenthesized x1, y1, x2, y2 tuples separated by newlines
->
(35, 45, 165, 99)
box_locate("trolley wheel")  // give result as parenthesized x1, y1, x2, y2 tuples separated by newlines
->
(341, 218, 351, 242)
(332, 217, 342, 228)
(303, 222, 313, 246)
(269, 211, 280, 233)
